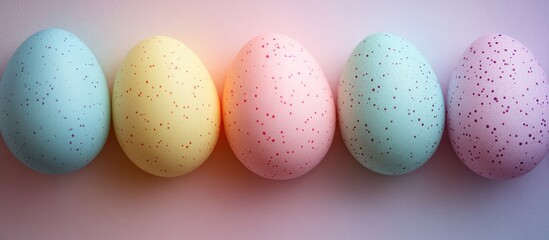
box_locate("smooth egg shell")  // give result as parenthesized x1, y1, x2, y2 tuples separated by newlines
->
(113, 36, 220, 177)
(447, 33, 549, 179)
(223, 34, 336, 180)
(338, 33, 445, 175)
(0, 28, 110, 174)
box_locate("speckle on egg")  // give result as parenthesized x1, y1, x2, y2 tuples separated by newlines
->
(223, 34, 336, 180)
(447, 33, 549, 179)
(338, 33, 445, 175)
(0, 28, 110, 174)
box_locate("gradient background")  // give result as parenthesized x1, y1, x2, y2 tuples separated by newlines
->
(1, 0, 548, 239)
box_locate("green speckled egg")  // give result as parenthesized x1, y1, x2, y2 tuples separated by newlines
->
(338, 33, 445, 175)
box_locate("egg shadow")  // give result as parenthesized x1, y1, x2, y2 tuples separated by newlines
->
(410, 127, 547, 214)
(0, 132, 67, 187)
(83, 123, 217, 199)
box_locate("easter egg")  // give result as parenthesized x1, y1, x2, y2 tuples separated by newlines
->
(447, 33, 549, 179)
(223, 34, 336, 180)
(112, 36, 220, 177)
(0, 28, 110, 174)
(338, 33, 445, 175)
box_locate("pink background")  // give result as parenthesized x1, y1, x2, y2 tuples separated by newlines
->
(1, 0, 548, 239)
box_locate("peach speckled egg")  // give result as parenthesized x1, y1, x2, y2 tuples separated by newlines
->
(223, 34, 336, 180)
(447, 33, 549, 180)
(113, 36, 220, 177)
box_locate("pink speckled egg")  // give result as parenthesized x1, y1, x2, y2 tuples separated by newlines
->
(223, 34, 336, 180)
(447, 33, 549, 180)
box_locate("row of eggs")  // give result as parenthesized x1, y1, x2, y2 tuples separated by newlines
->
(1, 29, 547, 180)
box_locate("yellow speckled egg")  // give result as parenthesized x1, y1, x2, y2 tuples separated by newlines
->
(112, 36, 220, 177)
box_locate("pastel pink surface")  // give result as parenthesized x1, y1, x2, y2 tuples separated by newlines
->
(448, 34, 549, 179)
(223, 34, 336, 180)
(1, 0, 549, 239)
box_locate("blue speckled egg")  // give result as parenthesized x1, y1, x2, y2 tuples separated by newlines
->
(0, 28, 110, 174)
(338, 33, 445, 175)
